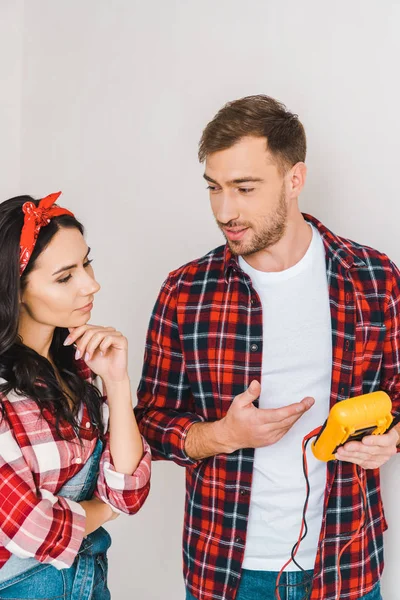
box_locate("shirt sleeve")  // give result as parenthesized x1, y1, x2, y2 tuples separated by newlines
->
(380, 260, 400, 438)
(135, 276, 205, 467)
(0, 415, 86, 569)
(95, 402, 151, 514)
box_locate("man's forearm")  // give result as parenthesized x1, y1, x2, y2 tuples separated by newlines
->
(184, 418, 233, 460)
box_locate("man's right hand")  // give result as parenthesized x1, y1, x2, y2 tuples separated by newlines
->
(184, 381, 315, 460)
(218, 380, 315, 453)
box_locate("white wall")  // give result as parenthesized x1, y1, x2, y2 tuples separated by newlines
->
(0, 0, 23, 197)
(5, 0, 400, 598)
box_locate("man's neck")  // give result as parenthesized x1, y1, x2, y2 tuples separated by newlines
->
(241, 213, 312, 273)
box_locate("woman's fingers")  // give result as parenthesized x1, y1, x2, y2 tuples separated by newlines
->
(69, 327, 117, 359)
(64, 325, 115, 347)
(86, 331, 124, 360)
(99, 334, 127, 355)
(63, 324, 127, 361)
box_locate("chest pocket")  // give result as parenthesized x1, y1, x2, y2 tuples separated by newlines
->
(361, 324, 386, 351)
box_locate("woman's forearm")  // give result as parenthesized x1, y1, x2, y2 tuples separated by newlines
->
(104, 378, 144, 475)
(79, 498, 114, 536)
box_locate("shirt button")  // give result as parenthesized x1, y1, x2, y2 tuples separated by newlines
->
(85, 421, 91, 429)
(346, 293, 351, 302)
(250, 344, 258, 352)
(235, 536, 243, 544)
(75, 457, 82, 464)
(345, 340, 350, 351)
(239, 488, 248, 496)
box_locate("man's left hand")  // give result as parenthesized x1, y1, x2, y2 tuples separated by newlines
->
(335, 426, 400, 469)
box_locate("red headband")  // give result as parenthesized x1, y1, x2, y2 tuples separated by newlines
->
(19, 191, 75, 276)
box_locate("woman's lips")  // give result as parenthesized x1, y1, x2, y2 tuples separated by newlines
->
(77, 302, 93, 313)
(224, 227, 249, 241)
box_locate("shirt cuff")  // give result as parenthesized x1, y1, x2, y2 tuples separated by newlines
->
(170, 414, 205, 467)
(103, 438, 151, 491)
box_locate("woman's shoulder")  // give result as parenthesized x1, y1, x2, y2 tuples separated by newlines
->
(0, 378, 41, 412)
(0, 378, 26, 401)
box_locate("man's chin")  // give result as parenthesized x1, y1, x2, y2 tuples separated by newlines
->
(227, 240, 256, 257)
(228, 243, 242, 256)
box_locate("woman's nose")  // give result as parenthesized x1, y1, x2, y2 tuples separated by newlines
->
(81, 273, 101, 296)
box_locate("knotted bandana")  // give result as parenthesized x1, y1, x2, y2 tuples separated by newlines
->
(19, 191, 75, 275)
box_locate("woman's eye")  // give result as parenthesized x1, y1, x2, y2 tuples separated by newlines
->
(206, 185, 219, 192)
(57, 274, 72, 284)
(57, 260, 92, 283)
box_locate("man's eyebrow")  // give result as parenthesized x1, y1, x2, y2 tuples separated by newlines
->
(203, 173, 264, 186)
(52, 247, 91, 276)
(203, 173, 219, 185)
(229, 177, 264, 184)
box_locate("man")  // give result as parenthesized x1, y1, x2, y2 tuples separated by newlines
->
(136, 95, 400, 600)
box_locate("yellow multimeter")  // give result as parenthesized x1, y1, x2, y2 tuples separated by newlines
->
(311, 391, 393, 462)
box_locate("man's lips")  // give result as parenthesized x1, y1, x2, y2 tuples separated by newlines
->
(223, 227, 249, 241)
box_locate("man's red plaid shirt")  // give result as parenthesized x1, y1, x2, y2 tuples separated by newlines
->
(136, 215, 400, 600)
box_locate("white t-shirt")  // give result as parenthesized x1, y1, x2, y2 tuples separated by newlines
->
(239, 225, 332, 571)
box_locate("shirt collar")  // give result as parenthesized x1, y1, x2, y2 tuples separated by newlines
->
(223, 213, 366, 281)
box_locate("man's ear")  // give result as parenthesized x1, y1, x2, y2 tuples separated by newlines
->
(288, 162, 307, 199)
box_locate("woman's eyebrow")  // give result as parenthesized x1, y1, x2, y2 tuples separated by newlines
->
(52, 247, 91, 276)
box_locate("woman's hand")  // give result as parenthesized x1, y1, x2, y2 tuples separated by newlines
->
(64, 325, 128, 385)
(79, 497, 120, 536)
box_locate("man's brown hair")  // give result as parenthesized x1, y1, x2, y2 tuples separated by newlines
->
(198, 95, 306, 173)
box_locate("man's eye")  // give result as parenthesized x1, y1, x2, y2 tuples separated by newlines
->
(206, 185, 219, 192)
(84, 259, 93, 268)
(239, 188, 254, 194)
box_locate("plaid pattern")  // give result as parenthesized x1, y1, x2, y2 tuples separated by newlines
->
(136, 214, 400, 600)
(0, 361, 150, 570)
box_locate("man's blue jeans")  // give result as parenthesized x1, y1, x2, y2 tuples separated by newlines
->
(186, 569, 382, 600)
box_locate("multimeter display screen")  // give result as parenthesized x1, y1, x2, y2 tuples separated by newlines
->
(332, 426, 377, 454)
(347, 426, 377, 441)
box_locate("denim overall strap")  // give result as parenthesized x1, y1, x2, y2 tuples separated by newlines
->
(70, 527, 110, 600)
(58, 437, 103, 502)
(60, 438, 111, 600)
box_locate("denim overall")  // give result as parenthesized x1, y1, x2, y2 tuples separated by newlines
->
(0, 439, 112, 600)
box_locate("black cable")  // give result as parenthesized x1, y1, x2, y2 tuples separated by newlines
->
(276, 439, 368, 600)
(274, 437, 314, 600)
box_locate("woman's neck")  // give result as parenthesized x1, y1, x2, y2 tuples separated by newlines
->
(18, 310, 55, 359)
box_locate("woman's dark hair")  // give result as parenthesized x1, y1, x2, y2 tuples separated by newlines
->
(0, 195, 104, 441)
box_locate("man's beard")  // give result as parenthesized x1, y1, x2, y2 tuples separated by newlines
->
(219, 188, 288, 257)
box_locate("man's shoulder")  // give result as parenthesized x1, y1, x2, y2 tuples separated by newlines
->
(337, 233, 392, 269)
(163, 245, 227, 289)
(308, 214, 395, 273)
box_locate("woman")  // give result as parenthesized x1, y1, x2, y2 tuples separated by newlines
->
(0, 192, 151, 599)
